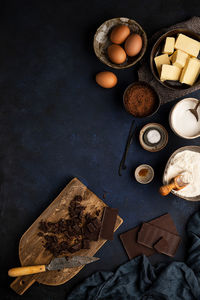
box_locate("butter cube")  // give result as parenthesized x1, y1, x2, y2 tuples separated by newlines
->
(175, 34, 200, 57)
(171, 50, 189, 69)
(163, 37, 175, 54)
(180, 57, 200, 85)
(154, 54, 170, 75)
(160, 64, 181, 81)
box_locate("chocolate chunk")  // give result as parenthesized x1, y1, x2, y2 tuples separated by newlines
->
(75, 203, 82, 209)
(137, 223, 181, 257)
(58, 241, 69, 252)
(70, 201, 76, 208)
(82, 239, 90, 249)
(39, 221, 48, 233)
(120, 213, 179, 260)
(68, 241, 82, 253)
(43, 235, 60, 256)
(73, 217, 81, 225)
(74, 195, 82, 202)
(78, 211, 84, 219)
(85, 213, 92, 220)
(38, 195, 94, 256)
(64, 231, 71, 239)
(73, 224, 81, 234)
(84, 228, 99, 241)
(69, 212, 76, 218)
(154, 238, 169, 255)
(96, 210, 100, 216)
(92, 218, 101, 229)
(37, 232, 43, 237)
(75, 208, 82, 215)
(87, 222, 96, 233)
(100, 207, 118, 240)
(44, 234, 58, 244)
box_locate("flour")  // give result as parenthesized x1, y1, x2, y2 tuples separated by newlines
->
(164, 150, 200, 197)
(171, 98, 200, 138)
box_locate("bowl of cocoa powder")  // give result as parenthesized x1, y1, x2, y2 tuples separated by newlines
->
(123, 81, 160, 118)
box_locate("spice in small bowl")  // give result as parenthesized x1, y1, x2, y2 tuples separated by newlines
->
(123, 81, 160, 118)
(135, 164, 154, 184)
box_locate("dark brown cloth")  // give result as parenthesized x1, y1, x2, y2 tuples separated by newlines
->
(138, 16, 200, 104)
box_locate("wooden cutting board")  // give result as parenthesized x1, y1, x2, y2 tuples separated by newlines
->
(10, 178, 123, 295)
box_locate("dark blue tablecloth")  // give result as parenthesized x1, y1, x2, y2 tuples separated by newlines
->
(67, 211, 200, 299)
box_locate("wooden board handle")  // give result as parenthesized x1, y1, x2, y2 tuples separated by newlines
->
(10, 275, 36, 295)
(8, 265, 46, 277)
(159, 182, 176, 196)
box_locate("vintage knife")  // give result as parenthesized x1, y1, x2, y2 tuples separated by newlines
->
(8, 256, 100, 277)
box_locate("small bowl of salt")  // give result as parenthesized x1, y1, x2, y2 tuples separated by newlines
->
(169, 98, 200, 139)
(139, 123, 168, 152)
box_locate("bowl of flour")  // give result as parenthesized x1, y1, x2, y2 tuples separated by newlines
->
(169, 98, 200, 139)
(163, 146, 200, 201)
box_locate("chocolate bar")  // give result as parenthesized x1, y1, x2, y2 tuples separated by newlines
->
(154, 238, 169, 255)
(100, 207, 118, 240)
(137, 223, 181, 257)
(120, 226, 155, 259)
(120, 213, 179, 260)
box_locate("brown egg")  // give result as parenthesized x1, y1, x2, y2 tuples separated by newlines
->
(96, 71, 117, 88)
(107, 44, 127, 64)
(124, 33, 143, 57)
(110, 25, 130, 44)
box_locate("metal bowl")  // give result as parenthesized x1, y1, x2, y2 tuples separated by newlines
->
(93, 17, 147, 69)
(135, 164, 154, 184)
(163, 145, 200, 201)
(123, 81, 160, 118)
(139, 123, 168, 152)
(150, 28, 200, 90)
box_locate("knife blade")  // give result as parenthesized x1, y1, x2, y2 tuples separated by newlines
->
(8, 256, 100, 277)
(46, 256, 100, 270)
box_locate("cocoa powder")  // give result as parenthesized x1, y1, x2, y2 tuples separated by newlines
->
(124, 83, 159, 117)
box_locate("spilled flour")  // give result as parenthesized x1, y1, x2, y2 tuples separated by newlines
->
(164, 150, 200, 197)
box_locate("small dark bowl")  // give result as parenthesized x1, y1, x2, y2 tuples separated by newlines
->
(150, 28, 200, 90)
(123, 81, 161, 118)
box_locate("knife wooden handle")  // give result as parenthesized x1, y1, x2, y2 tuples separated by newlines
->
(8, 265, 46, 277)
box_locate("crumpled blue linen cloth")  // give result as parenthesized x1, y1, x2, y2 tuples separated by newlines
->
(67, 211, 200, 299)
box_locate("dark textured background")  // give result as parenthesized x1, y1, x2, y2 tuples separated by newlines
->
(1, 0, 200, 299)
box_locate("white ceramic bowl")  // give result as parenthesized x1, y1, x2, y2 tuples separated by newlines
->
(169, 98, 200, 139)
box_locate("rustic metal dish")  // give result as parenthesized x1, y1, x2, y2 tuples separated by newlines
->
(150, 28, 200, 90)
(139, 123, 168, 152)
(93, 17, 147, 69)
(163, 145, 200, 201)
